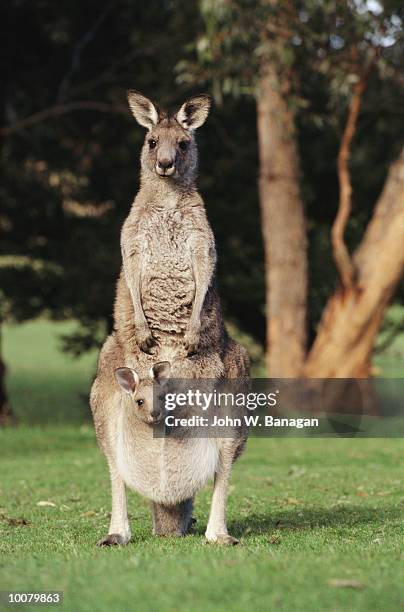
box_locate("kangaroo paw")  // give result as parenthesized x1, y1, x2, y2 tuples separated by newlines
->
(205, 531, 239, 546)
(135, 324, 157, 354)
(139, 335, 157, 354)
(216, 534, 239, 546)
(183, 327, 200, 356)
(96, 533, 129, 547)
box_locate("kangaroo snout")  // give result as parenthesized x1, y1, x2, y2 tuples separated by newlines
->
(150, 408, 163, 423)
(156, 157, 175, 176)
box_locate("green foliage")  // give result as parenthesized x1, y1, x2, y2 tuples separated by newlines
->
(179, 0, 404, 102)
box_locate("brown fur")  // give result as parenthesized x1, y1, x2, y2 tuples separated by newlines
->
(90, 93, 250, 545)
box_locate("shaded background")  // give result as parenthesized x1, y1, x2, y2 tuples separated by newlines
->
(1, 0, 403, 423)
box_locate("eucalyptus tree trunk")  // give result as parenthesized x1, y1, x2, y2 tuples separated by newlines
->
(303, 147, 404, 377)
(256, 65, 308, 377)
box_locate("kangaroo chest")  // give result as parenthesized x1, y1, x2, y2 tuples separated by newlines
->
(138, 208, 195, 334)
(116, 412, 219, 505)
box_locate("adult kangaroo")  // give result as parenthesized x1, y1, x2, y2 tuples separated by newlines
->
(116, 91, 229, 371)
(91, 92, 249, 547)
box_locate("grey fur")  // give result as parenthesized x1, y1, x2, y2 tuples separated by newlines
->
(90, 93, 250, 545)
(152, 498, 194, 536)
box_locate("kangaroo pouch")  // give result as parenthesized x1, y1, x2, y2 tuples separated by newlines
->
(116, 409, 219, 506)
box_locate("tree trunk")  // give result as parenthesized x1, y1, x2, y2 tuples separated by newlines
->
(303, 146, 404, 377)
(256, 66, 308, 377)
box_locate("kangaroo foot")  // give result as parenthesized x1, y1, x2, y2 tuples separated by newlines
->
(216, 534, 239, 545)
(96, 533, 129, 547)
(205, 527, 239, 545)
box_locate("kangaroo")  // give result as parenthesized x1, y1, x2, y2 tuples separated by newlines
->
(90, 92, 250, 545)
(90, 334, 248, 545)
(115, 91, 226, 372)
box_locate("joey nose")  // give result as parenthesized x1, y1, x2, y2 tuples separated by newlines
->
(158, 159, 174, 170)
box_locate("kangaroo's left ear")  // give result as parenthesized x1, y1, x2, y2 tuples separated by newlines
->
(150, 361, 171, 385)
(176, 94, 212, 130)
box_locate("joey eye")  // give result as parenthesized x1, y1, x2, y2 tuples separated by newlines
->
(178, 140, 189, 152)
(148, 139, 157, 149)
(137, 399, 144, 406)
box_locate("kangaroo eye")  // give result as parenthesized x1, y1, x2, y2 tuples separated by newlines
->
(179, 140, 189, 152)
(148, 139, 157, 149)
(137, 399, 144, 406)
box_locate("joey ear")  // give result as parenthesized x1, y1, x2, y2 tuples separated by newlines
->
(150, 361, 171, 385)
(176, 94, 211, 130)
(115, 367, 140, 394)
(127, 90, 159, 129)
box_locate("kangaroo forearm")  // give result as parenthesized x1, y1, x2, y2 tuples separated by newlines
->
(121, 248, 157, 352)
(121, 246, 147, 326)
(190, 245, 216, 325)
(190, 282, 209, 327)
(127, 272, 147, 326)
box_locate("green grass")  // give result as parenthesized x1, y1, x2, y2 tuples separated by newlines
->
(373, 304, 404, 378)
(3, 320, 98, 423)
(375, 330, 404, 377)
(1, 319, 404, 611)
(0, 430, 403, 611)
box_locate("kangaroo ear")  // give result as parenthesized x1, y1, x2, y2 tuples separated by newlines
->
(115, 367, 140, 394)
(176, 94, 211, 130)
(150, 361, 171, 385)
(127, 90, 159, 129)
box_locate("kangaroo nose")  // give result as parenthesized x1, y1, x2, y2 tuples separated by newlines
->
(151, 409, 162, 420)
(158, 159, 173, 170)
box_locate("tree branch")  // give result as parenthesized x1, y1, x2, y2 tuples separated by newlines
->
(332, 79, 365, 289)
(332, 55, 377, 290)
(0, 101, 127, 138)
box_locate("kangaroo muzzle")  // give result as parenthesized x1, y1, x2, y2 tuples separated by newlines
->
(156, 158, 175, 176)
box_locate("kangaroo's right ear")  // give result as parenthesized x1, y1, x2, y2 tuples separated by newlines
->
(127, 91, 159, 129)
(176, 94, 211, 130)
(115, 367, 140, 394)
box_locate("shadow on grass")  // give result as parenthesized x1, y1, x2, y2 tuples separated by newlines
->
(77, 504, 403, 548)
(218, 505, 402, 538)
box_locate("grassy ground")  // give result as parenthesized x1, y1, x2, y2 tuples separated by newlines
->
(2, 320, 98, 424)
(1, 430, 403, 611)
(1, 320, 404, 611)
(374, 305, 404, 378)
